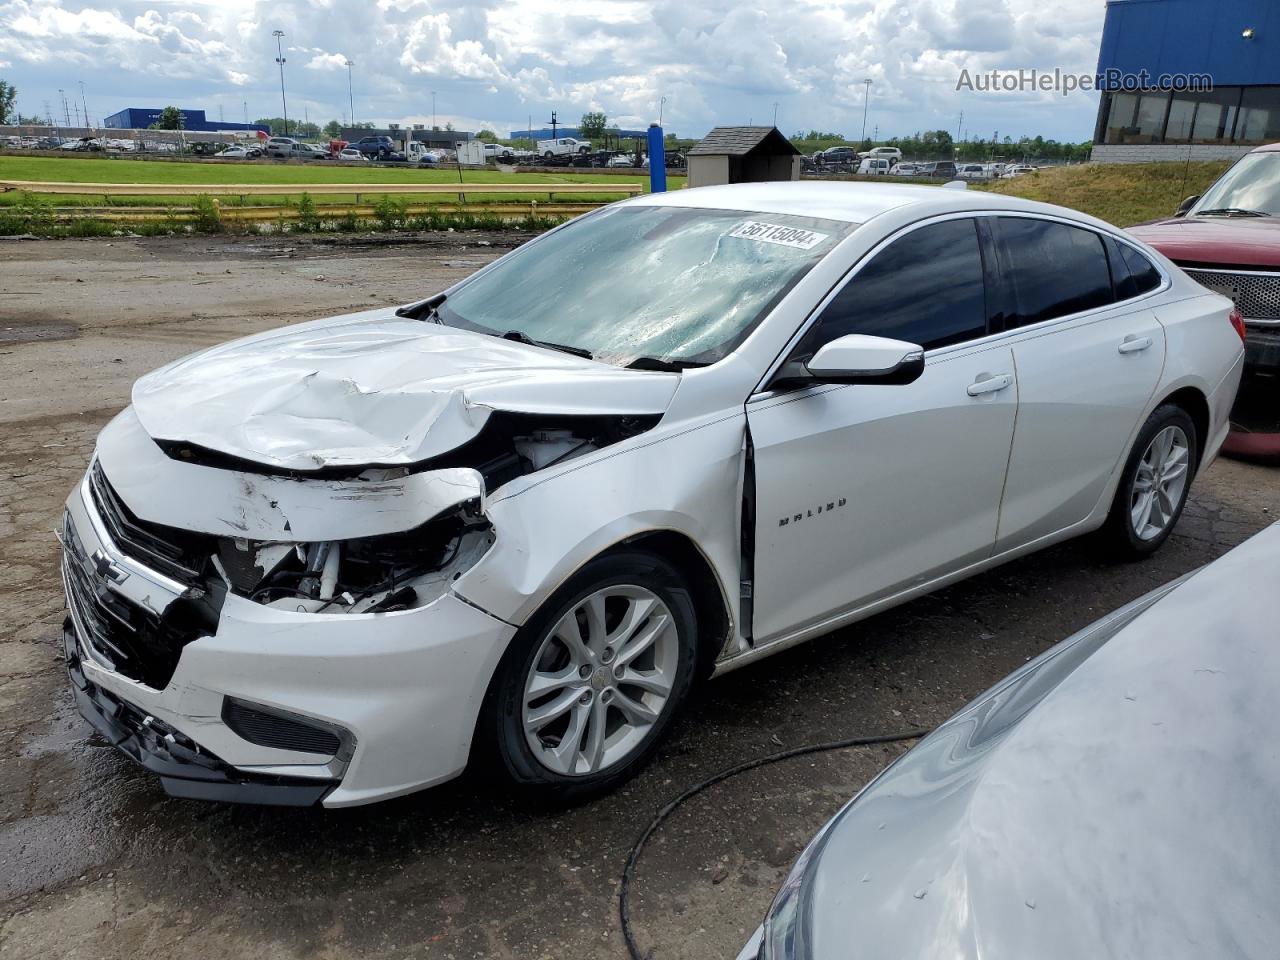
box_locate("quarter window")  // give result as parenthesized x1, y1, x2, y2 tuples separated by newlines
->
(799, 218, 988, 354)
(1119, 244, 1162, 296)
(993, 218, 1114, 327)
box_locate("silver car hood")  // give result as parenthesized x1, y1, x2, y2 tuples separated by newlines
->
(800, 524, 1280, 960)
(131, 308, 678, 471)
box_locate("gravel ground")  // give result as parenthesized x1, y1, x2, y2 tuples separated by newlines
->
(1, 233, 1277, 960)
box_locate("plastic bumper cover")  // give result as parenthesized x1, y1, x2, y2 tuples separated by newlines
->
(62, 471, 518, 808)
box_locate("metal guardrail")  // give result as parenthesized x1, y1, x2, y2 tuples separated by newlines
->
(0, 179, 643, 199)
(39, 201, 600, 223)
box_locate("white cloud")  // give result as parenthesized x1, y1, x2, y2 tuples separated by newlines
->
(0, 0, 1105, 140)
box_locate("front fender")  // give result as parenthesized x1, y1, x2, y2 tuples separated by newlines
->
(452, 413, 746, 633)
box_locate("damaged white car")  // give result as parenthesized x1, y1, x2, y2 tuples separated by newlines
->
(61, 182, 1245, 807)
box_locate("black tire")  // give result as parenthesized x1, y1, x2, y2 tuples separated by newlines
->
(478, 551, 699, 802)
(543, 150, 554, 159)
(1099, 403, 1199, 559)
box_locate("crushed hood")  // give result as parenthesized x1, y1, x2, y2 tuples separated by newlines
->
(131, 308, 679, 471)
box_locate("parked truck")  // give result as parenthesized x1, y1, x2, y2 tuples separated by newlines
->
(536, 137, 592, 159)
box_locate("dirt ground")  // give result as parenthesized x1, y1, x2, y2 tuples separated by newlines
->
(1, 233, 1277, 960)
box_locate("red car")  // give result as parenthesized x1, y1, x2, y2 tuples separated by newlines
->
(1128, 142, 1280, 458)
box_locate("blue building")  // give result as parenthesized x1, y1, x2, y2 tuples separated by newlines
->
(1094, 0, 1280, 161)
(103, 108, 267, 134)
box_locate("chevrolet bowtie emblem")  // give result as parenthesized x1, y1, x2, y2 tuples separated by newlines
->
(91, 550, 129, 584)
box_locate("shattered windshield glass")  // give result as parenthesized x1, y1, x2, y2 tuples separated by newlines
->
(438, 205, 850, 366)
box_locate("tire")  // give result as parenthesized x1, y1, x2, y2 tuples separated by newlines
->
(478, 551, 699, 801)
(1100, 403, 1198, 559)
(544, 151, 554, 159)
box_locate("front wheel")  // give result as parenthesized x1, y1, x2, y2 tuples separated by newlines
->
(1100, 404, 1198, 558)
(479, 551, 698, 800)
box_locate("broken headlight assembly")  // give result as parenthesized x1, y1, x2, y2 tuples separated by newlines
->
(213, 500, 494, 614)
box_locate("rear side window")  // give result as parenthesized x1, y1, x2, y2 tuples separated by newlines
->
(799, 218, 988, 353)
(993, 218, 1114, 327)
(1120, 244, 1162, 296)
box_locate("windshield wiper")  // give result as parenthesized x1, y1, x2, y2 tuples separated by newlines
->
(395, 292, 447, 322)
(625, 356, 709, 371)
(1197, 207, 1272, 218)
(500, 329, 593, 359)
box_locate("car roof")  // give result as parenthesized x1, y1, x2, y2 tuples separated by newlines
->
(1251, 141, 1280, 153)
(626, 180, 1086, 226)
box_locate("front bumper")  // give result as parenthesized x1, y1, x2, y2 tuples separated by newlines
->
(61, 468, 517, 807)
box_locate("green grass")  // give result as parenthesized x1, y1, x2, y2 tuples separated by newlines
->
(0, 154, 671, 187)
(978, 160, 1232, 227)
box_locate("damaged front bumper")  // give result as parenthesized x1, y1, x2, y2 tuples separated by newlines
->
(61, 431, 518, 807)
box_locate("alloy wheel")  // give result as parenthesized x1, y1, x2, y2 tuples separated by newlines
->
(522, 586, 679, 777)
(1130, 425, 1190, 541)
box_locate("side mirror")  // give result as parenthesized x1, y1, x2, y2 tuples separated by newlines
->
(770, 334, 925, 390)
(1175, 195, 1200, 217)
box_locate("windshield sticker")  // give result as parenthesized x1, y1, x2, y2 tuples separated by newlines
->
(728, 221, 829, 250)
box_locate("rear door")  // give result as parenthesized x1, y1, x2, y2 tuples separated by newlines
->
(747, 217, 1018, 643)
(990, 217, 1166, 550)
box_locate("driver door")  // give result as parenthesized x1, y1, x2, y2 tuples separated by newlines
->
(747, 217, 1018, 644)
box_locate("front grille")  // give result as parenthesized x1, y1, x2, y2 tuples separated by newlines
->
(222, 698, 342, 756)
(88, 462, 213, 586)
(62, 512, 218, 689)
(1183, 267, 1280, 324)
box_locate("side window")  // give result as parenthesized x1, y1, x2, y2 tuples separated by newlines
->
(993, 218, 1114, 327)
(799, 218, 988, 354)
(1120, 243, 1162, 295)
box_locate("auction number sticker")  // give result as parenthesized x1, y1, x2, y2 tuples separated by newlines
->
(729, 220, 828, 250)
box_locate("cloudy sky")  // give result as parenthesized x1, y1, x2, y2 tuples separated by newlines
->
(0, 0, 1106, 141)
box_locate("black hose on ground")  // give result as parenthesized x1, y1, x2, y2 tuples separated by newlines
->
(617, 728, 931, 960)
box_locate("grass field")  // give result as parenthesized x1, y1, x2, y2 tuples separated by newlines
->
(0, 155, 683, 208)
(979, 160, 1233, 226)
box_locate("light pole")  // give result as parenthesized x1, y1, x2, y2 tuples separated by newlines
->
(345, 59, 355, 127)
(860, 78, 873, 144)
(273, 29, 289, 136)
(772, 101, 778, 127)
(79, 80, 89, 128)
(659, 96, 667, 128)
(432, 91, 437, 130)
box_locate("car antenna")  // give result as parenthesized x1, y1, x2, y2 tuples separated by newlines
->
(395, 291, 446, 321)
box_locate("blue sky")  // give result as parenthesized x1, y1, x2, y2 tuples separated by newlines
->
(0, 0, 1106, 142)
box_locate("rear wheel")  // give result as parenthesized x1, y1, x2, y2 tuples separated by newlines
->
(480, 552, 698, 800)
(1100, 404, 1198, 558)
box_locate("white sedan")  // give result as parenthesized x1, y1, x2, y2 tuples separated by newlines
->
(337, 147, 368, 162)
(60, 183, 1244, 807)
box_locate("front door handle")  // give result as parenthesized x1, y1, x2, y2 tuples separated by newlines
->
(967, 373, 1013, 397)
(1118, 335, 1153, 354)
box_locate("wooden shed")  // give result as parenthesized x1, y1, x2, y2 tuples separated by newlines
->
(685, 127, 801, 188)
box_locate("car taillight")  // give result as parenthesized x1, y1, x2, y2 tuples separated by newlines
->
(1229, 308, 1247, 343)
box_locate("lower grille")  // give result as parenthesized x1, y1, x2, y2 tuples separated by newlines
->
(1183, 267, 1280, 324)
(222, 698, 343, 756)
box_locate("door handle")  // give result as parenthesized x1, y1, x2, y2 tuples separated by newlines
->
(1118, 335, 1153, 354)
(966, 373, 1013, 397)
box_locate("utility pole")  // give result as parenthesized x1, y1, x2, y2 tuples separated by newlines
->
(345, 59, 355, 127)
(956, 110, 963, 147)
(79, 81, 89, 128)
(273, 29, 289, 135)
(432, 91, 437, 130)
(772, 102, 778, 127)
(547, 110, 558, 139)
(59, 89, 70, 127)
(659, 96, 667, 128)
(860, 78, 873, 144)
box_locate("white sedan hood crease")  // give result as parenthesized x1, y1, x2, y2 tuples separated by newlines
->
(131, 309, 679, 471)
